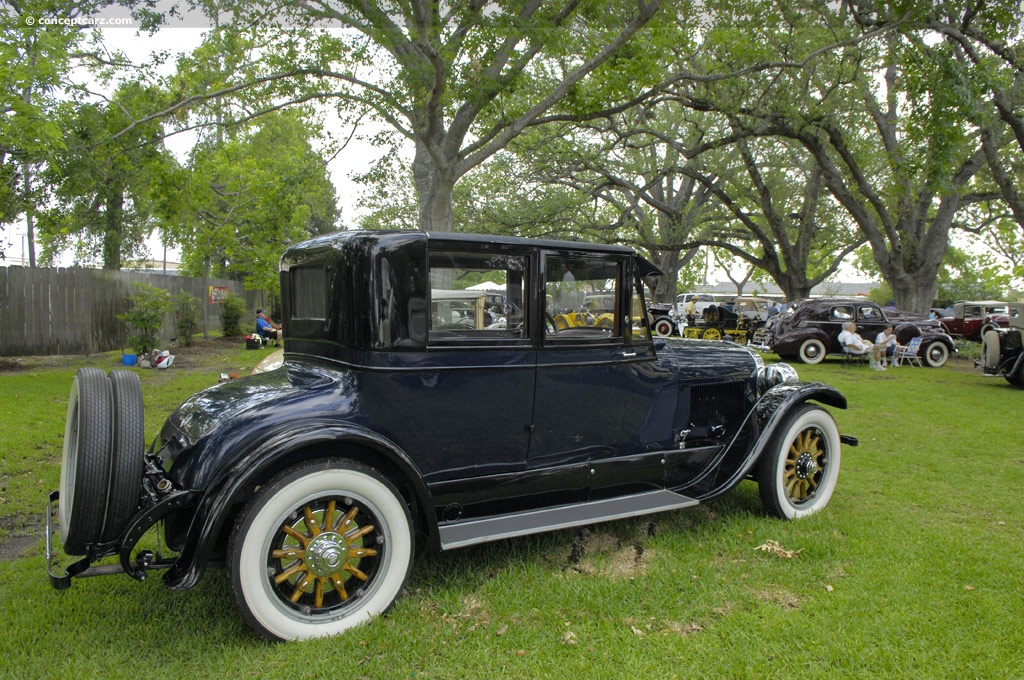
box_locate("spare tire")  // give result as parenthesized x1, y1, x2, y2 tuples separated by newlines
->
(982, 330, 1001, 371)
(102, 370, 146, 542)
(59, 368, 113, 555)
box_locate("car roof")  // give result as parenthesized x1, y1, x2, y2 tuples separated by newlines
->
(283, 229, 664, 275)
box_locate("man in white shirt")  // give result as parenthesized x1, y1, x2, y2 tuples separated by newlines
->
(838, 321, 886, 370)
(875, 325, 899, 367)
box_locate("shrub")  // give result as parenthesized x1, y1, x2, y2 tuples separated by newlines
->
(172, 289, 203, 347)
(119, 283, 172, 355)
(220, 294, 247, 337)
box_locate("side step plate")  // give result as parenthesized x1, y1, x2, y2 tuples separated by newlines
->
(438, 489, 699, 550)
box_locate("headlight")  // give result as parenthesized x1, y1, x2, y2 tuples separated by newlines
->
(758, 362, 799, 393)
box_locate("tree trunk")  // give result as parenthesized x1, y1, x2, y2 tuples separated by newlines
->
(651, 250, 681, 302)
(102, 190, 124, 270)
(23, 162, 36, 268)
(412, 140, 456, 233)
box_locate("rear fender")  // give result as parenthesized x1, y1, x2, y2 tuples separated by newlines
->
(773, 327, 831, 354)
(162, 424, 432, 591)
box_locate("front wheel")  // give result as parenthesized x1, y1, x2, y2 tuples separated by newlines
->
(756, 404, 841, 520)
(798, 338, 826, 364)
(922, 341, 949, 368)
(229, 460, 413, 641)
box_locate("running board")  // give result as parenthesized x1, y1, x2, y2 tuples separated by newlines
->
(438, 489, 699, 550)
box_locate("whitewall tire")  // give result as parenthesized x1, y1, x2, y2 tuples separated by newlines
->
(757, 404, 841, 520)
(228, 459, 413, 641)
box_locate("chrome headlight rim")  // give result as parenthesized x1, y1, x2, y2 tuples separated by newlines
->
(758, 362, 799, 393)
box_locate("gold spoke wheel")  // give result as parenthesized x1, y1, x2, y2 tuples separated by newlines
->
(782, 427, 826, 504)
(270, 499, 380, 610)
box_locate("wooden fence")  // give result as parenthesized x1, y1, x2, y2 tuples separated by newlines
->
(0, 266, 264, 357)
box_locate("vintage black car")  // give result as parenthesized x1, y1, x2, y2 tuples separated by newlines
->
(760, 297, 956, 367)
(48, 230, 856, 641)
(979, 302, 1024, 387)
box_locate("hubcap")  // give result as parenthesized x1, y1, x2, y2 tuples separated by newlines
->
(783, 428, 826, 504)
(268, 499, 381, 611)
(304, 532, 347, 577)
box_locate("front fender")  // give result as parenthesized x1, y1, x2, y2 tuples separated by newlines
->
(162, 423, 433, 591)
(696, 382, 849, 502)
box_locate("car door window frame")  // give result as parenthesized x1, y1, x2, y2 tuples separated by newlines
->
(541, 252, 625, 346)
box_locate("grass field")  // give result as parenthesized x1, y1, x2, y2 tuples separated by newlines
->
(1, 342, 1021, 679)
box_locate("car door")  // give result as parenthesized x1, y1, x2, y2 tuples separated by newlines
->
(381, 247, 536, 487)
(531, 252, 674, 496)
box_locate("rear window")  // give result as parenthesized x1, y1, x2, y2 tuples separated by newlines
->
(291, 266, 328, 320)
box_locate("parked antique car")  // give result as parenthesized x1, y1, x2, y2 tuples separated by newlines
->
(48, 230, 856, 641)
(763, 298, 956, 367)
(979, 301, 1024, 387)
(649, 292, 724, 337)
(681, 303, 765, 343)
(938, 300, 1013, 340)
(650, 295, 769, 338)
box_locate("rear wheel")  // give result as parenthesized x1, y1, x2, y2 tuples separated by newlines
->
(922, 341, 949, 368)
(757, 404, 841, 520)
(229, 459, 413, 641)
(653, 317, 675, 337)
(702, 327, 722, 341)
(59, 368, 113, 554)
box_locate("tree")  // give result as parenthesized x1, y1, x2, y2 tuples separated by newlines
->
(36, 82, 173, 269)
(671, 2, 992, 313)
(156, 111, 338, 293)
(1, 1, 88, 263)
(146, 0, 669, 233)
(675, 135, 866, 301)
(852, 0, 1024, 236)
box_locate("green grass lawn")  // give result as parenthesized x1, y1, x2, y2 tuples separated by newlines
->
(1, 345, 1021, 679)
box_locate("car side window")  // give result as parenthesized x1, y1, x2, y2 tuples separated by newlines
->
(544, 255, 621, 342)
(630, 276, 652, 342)
(830, 306, 854, 321)
(859, 306, 882, 321)
(426, 250, 529, 344)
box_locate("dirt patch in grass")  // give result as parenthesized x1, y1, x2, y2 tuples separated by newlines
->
(0, 514, 45, 561)
(0, 336, 249, 375)
(565, 525, 655, 578)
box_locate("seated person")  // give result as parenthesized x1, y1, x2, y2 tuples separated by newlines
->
(837, 321, 885, 370)
(875, 325, 899, 367)
(255, 309, 282, 346)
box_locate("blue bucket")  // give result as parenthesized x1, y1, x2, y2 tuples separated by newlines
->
(122, 353, 137, 366)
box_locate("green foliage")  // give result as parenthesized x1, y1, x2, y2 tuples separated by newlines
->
(936, 246, 1012, 305)
(35, 82, 175, 269)
(118, 283, 172, 355)
(156, 111, 338, 293)
(866, 281, 894, 307)
(172, 289, 203, 347)
(0, 1, 85, 230)
(219, 294, 247, 337)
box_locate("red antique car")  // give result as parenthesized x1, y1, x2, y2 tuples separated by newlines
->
(938, 301, 1013, 340)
